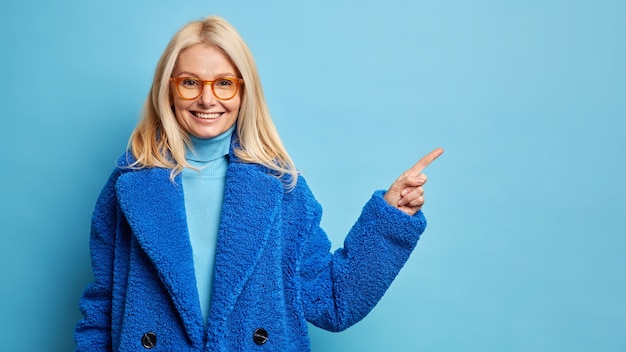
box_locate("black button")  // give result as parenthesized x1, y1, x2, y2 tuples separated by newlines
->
(253, 328, 268, 345)
(141, 332, 157, 349)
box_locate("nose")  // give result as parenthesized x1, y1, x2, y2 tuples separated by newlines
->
(198, 83, 217, 106)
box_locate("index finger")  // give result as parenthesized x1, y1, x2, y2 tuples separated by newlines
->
(406, 147, 444, 175)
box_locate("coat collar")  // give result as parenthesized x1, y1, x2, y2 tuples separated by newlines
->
(115, 157, 283, 343)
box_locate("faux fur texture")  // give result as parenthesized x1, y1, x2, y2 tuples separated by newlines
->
(75, 152, 427, 351)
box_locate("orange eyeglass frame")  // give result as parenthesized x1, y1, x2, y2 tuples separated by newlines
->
(170, 77, 244, 101)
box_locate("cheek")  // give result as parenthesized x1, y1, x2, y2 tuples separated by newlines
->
(172, 97, 190, 113)
(171, 100, 192, 126)
(227, 97, 242, 113)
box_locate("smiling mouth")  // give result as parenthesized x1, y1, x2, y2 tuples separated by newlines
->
(193, 112, 223, 119)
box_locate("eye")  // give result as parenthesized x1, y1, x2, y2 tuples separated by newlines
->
(214, 78, 234, 87)
(181, 78, 201, 88)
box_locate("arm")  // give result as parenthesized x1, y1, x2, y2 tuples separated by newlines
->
(300, 148, 443, 331)
(300, 191, 426, 332)
(74, 169, 121, 351)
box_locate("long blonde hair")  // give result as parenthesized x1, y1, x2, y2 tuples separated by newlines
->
(127, 16, 297, 187)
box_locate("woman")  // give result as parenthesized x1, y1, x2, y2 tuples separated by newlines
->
(74, 15, 443, 351)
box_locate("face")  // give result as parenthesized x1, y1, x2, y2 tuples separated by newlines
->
(171, 45, 242, 139)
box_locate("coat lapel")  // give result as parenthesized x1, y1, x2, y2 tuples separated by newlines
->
(115, 167, 204, 343)
(207, 161, 283, 335)
(114, 160, 283, 342)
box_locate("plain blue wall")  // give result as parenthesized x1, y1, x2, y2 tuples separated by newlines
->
(1, 0, 625, 351)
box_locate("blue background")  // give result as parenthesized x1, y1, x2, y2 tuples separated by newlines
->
(1, 0, 625, 351)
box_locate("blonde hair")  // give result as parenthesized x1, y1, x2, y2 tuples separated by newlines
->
(127, 16, 298, 187)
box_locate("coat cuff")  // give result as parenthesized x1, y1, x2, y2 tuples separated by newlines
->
(367, 190, 427, 247)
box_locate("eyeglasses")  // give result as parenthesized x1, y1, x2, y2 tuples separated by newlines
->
(170, 76, 244, 101)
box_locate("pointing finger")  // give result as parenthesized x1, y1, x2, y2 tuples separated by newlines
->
(406, 148, 444, 176)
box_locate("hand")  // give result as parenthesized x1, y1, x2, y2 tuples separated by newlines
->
(383, 148, 444, 216)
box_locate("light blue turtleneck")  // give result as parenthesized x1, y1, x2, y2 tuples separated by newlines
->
(182, 125, 235, 324)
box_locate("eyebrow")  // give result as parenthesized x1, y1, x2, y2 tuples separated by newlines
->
(175, 71, 238, 78)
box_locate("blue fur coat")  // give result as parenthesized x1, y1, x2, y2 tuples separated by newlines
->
(74, 150, 427, 351)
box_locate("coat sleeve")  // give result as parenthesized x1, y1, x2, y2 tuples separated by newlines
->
(74, 169, 122, 351)
(299, 187, 427, 332)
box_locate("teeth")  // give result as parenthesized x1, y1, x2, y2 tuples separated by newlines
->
(195, 112, 221, 119)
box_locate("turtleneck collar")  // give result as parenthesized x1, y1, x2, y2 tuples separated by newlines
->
(185, 125, 235, 163)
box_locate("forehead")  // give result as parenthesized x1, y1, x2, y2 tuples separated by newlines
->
(174, 44, 237, 76)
